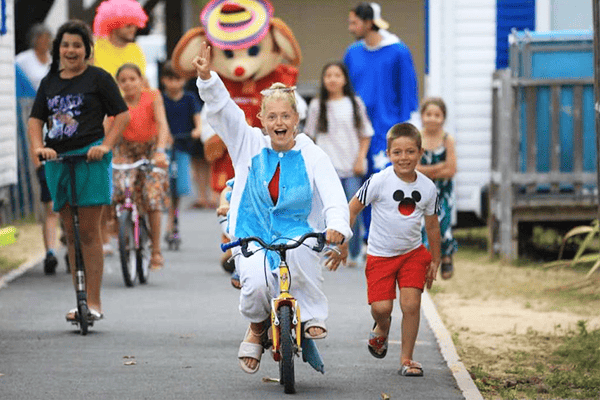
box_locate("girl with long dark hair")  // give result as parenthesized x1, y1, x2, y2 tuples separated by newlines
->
(305, 61, 374, 265)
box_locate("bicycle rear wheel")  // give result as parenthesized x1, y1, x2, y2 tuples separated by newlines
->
(118, 210, 137, 287)
(278, 305, 296, 394)
(136, 216, 151, 284)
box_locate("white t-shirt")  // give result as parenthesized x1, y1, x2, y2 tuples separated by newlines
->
(15, 49, 50, 90)
(356, 167, 438, 257)
(305, 96, 374, 178)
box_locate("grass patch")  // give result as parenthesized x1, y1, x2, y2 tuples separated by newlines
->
(0, 255, 26, 274)
(466, 322, 600, 399)
(438, 226, 600, 399)
(0, 217, 43, 277)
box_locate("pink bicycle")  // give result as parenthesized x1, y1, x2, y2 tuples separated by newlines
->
(112, 159, 162, 287)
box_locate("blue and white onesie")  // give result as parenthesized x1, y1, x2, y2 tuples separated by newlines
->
(197, 72, 352, 324)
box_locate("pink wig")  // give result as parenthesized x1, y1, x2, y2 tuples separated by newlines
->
(93, 0, 148, 37)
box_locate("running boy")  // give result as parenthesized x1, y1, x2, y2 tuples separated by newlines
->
(327, 122, 441, 376)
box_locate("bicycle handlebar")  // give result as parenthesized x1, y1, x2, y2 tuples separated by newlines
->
(112, 159, 167, 174)
(221, 232, 327, 258)
(112, 159, 151, 170)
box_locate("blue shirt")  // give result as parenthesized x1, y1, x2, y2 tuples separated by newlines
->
(162, 90, 202, 140)
(344, 40, 418, 173)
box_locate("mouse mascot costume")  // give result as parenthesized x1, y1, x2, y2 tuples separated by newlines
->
(171, 0, 303, 193)
(170, 0, 324, 374)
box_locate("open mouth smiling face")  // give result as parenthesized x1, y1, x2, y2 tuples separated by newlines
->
(59, 33, 86, 70)
(260, 98, 299, 152)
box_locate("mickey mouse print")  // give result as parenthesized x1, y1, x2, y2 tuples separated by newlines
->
(355, 166, 438, 257)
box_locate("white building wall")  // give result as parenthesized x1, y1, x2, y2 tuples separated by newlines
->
(0, 0, 17, 188)
(427, 0, 496, 218)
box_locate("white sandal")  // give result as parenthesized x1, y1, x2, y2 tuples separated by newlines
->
(65, 308, 104, 322)
(237, 327, 264, 374)
(304, 319, 327, 339)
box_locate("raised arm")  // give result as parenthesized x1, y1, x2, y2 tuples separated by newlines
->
(192, 41, 261, 165)
(192, 41, 212, 81)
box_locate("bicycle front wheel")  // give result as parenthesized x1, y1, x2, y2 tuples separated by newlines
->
(278, 305, 296, 394)
(78, 301, 89, 335)
(136, 216, 151, 284)
(118, 210, 137, 287)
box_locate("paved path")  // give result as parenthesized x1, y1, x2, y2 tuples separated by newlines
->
(0, 200, 478, 399)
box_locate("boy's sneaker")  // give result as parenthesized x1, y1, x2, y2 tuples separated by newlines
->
(43, 252, 58, 275)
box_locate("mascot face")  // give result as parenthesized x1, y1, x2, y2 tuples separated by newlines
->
(211, 32, 283, 81)
(171, 0, 301, 81)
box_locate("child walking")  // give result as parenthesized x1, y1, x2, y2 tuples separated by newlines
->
(160, 61, 204, 242)
(327, 123, 441, 376)
(416, 97, 457, 279)
(304, 61, 373, 266)
(111, 63, 171, 269)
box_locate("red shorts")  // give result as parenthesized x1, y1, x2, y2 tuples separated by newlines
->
(365, 245, 432, 304)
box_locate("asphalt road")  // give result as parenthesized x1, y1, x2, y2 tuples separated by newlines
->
(0, 201, 467, 400)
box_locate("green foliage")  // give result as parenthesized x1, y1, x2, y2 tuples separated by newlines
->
(546, 220, 600, 278)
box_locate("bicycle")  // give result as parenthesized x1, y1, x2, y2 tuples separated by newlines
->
(165, 150, 181, 251)
(112, 159, 161, 287)
(44, 154, 93, 335)
(221, 231, 327, 394)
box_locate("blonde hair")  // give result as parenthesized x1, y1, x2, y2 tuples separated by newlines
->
(260, 82, 298, 115)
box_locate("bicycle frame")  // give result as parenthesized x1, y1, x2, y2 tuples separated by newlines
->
(115, 170, 141, 249)
(113, 159, 154, 250)
(222, 232, 326, 357)
(270, 256, 302, 361)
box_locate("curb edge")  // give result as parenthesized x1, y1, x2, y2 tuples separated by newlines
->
(421, 290, 484, 400)
(0, 253, 45, 290)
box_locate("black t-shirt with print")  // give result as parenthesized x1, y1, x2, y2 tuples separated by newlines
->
(30, 65, 128, 153)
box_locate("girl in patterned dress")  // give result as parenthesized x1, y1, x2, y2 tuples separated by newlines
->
(111, 63, 171, 269)
(416, 98, 457, 279)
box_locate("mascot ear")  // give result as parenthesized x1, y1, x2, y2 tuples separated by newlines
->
(270, 18, 302, 66)
(172, 27, 209, 79)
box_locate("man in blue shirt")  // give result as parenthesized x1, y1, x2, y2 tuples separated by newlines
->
(344, 2, 419, 240)
(344, 2, 418, 176)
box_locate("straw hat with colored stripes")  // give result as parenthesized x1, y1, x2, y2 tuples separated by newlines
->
(200, 0, 274, 50)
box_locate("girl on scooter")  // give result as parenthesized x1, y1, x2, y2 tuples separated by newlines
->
(28, 20, 130, 322)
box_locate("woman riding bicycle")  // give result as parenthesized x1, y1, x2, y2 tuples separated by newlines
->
(28, 20, 130, 322)
(110, 63, 171, 270)
(193, 42, 351, 374)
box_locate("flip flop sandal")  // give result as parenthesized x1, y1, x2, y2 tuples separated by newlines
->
(238, 327, 265, 374)
(303, 319, 327, 339)
(88, 309, 104, 321)
(65, 308, 104, 323)
(368, 317, 391, 359)
(400, 360, 424, 376)
(441, 262, 454, 280)
(150, 252, 164, 270)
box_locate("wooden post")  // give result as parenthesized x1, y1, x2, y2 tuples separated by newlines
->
(497, 69, 515, 260)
